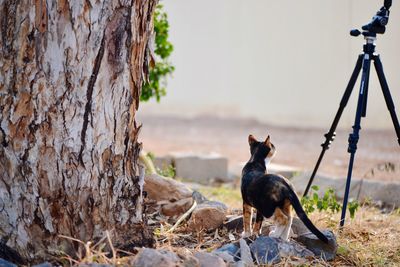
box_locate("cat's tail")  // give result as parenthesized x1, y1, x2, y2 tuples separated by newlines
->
(286, 185, 329, 243)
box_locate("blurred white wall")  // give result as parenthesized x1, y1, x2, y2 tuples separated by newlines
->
(140, 0, 400, 129)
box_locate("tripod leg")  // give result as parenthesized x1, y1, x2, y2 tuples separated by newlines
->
(303, 55, 363, 197)
(373, 55, 400, 145)
(340, 54, 371, 227)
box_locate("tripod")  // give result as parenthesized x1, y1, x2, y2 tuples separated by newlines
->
(303, 0, 400, 227)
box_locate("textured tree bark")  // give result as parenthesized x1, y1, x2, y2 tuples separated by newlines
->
(0, 0, 157, 262)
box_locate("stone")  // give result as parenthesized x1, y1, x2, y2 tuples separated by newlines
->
(276, 239, 314, 259)
(192, 190, 208, 204)
(172, 153, 228, 184)
(175, 248, 201, 267)
(131, 248, 179, 267)
(223, 215, 243, 232)
(212, 251, 235, 264)
(290, 172, 362, 200)
(239, 239, 253, 266)
(194, 252, 227, 267)
(0, 258, 17, 267)
(290, 217, 310, 236)
(213, 243, 240, 262)
(144, 173, 193, 202)
(227, 261, 246, 267)
(295, 229, 338, 261)
(161, 197, 194, 217)
(358, 179, 400, 207)
(249, 236, 281, 265)
(268, 163, 301, 179)
(78, 264, 112, 267)
(180, 255, 200, 267)
(153, 155, 174, 171)
(188, 201, 228, 231)
(32, 263, 53, 267)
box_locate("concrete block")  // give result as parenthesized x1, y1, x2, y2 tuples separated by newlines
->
(229, 162, 301, 181)
(268, 163, 302, 179)
(358, 180, 400, 207)
(290, 172, 362, 201)
(153, 155, 173, 171)
(171, 152, 228, 184)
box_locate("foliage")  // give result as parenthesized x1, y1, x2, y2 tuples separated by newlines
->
(141, 4, 175, 102)
(146, 152, 176, 177)
(157, 164, 176, 178)
(348, 200, 359, 219)
(301, 185, 358, 218)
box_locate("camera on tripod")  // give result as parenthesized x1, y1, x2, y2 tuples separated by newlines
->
(304, 0, 400, 227)
(350, 0, 392, 36)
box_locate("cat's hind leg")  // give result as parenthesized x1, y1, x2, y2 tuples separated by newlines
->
(280, 199, 293, 241)
(242, 203, 252, 238)
(269, 207, 288, 240)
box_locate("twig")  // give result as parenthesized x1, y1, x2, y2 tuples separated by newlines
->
(166, 200, 197, 233)
(106, 230, 117, 263)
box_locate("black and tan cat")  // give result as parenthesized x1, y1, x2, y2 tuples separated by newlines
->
(241, 134, 328, 243)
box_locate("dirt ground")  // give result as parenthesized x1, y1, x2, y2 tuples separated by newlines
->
(138, 114, 400, 182)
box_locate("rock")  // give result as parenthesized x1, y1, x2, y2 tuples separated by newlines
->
(212, 251, 235, 264)
(290, 217, 310, 236)
(223, 215, 243, 232)
(239, 239, 253, 266)
(144, 173, 193, 202)
(295, 230, 338, 261)
(290, 172, 362, 199)
(358, 179, 400, 207)
(153, 155, 174, 171)
(161, 197, 194, 217)
(131, 248, 180, 267)
(78, 264, 112, 267)
(0, 258, 17, 267)
(249, 236, 281, 265)
(32, 263, 53, 267)
(172, 153, 228, 184)
(180, 255, 200, 267)
(175, 249, 201, 267)
(277, 240, 314, 259)
(0, 244, 25, 266)
(213, 243, 240, 262)
(192, 190, 208, 204)
(194, 252, 227, 267)
(188, 201, 228, 231)
(227, 261, 246, 267)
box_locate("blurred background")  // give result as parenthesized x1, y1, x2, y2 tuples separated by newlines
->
(139, 0, 400, 181)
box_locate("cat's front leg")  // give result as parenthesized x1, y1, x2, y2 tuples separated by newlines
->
(252, 210, 264, 236)
(280, 215, 293, 241)
(242, 203, 252, 238)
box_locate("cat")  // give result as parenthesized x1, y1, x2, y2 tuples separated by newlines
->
(240, 134, 328, 243)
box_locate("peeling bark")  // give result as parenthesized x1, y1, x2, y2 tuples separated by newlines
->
(0, 0, 157, 262)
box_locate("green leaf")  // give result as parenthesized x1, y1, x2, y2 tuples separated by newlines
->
(141, 4, 175, 102)
(311, 185, 319, 191)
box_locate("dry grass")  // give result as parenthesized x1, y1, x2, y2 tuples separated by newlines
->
(56, 184, 400, 266)
(321, 207, 400, 266)
(191, 183, 400, 266)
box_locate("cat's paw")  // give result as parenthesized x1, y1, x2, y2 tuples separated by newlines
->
(241, 231, 251, 238)
(269, 230, 279, 238)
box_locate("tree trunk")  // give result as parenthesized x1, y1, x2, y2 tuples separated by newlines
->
(0, 0, 157, 262)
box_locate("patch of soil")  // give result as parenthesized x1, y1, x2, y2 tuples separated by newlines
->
(138, 114, 400, 181)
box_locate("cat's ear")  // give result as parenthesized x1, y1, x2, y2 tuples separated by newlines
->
(248, 134, 257, 145)
(265, 135, 271, 145)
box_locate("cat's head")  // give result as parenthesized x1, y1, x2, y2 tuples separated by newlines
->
(248, 134, 276, 164)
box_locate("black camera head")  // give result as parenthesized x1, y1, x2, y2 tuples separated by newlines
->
(350, 0, 392, 37)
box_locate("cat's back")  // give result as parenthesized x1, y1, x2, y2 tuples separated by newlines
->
(242, 172, 292, 205)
